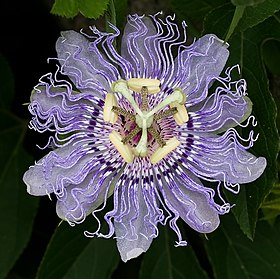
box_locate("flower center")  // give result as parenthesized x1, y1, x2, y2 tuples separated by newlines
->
(103, 78, 189, 164)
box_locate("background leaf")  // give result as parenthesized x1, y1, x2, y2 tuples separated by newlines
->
(114, 0, 128, 30)
(204, 213, 280, 279)
(50, 0, 79, 18)
(204, 6, 280, 239)
(36, 219, 119, 279)
(0, 55, 39, 279)
(224, 5, 245, 42)
(79, 0, 110, 19)
(51, 0, 110, 19)
(237, 0, 280, 31)
(231, 0, 265, 6)
(171, 0, 225, 36)
(263, 39, 280, 75)
(139, 227, 209, 279)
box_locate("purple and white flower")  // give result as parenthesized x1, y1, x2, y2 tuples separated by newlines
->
(23, 14, 267, 262)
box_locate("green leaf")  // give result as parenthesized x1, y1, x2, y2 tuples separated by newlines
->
(171, 0, 225, 36)
(262, 39, 280, 75)
(105, 0, 116, 34)
(237, 0, 280, 31)
(204, 213, 280, 279)
(225, 5, 246, 42)
(202, 4, 234, 38)
(262, 183, 280, 222)
(79, 0, 109, 19)
(204, 7, 280, 239)
(204, 2, 280, 38)
(51, 0, 79, 18)
(0, 56, 39, 278)
(231, 0, 265, 6)
(139, 227, 209, 279)
(51, 0, 110, 19)
(36, 220, 119, 279)
(114, 0, 128, 30)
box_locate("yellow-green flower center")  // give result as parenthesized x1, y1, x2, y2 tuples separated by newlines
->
(103, 78, 189, 164)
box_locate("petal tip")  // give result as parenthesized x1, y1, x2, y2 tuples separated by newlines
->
(122, 248, 145, 262)
(198, 217, 220, 234)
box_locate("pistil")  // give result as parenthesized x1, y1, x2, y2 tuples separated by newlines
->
(134, 119, 148, 156)
(147, 88, 186, 118)
(106, 79, 188, 164)
(112, 80, 143, 116)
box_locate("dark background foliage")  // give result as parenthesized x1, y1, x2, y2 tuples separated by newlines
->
(0, 0, 280, 278)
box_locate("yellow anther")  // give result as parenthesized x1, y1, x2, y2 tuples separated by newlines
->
(170, 102, 189, 125)
(109, 131, 134, 163)
(127, 78, 161, 94)
(103, 93, 118, 124)
(150, 137, 180, 164)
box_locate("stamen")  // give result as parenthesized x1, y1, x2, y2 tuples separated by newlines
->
(103, 93, 118, 124)
(109, 131, 134, 163)
(141, 86, 148, 111)
(170, 102, 189, 125)
(127, 78, 161, 94)
(150, 137, 180, 164)
(122, 126, 141, 144)
(154, 107, 178, 121)
(148, 127, 166, 147)
(111, 106, 136, 121)
(109, 79, 186, 163)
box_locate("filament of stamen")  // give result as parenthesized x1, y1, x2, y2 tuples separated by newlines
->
(141, 86, 149, 111)
(111, 106, 136, 121)
(148, 127, 166, 147)
(122, 126, 142, 144)
(154, 107, 178, 121)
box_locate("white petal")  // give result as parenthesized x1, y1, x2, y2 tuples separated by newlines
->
(114, 184, 155, 262)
